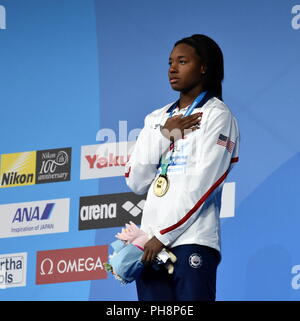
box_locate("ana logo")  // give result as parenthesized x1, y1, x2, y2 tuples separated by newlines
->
(36, 246, 108, 284)
(0, 5, 6, 30)
(12, 203, 54, 223)
(292, 5, 300, 30)
(189, 253, 202, 268)
(122, 200, 145, 217)
(0, 198, 69, 238)
(0, 253, 27, 289)
(0, 152, 36, 188)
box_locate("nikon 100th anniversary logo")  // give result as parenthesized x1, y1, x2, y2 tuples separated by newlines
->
(0, 147, 71, 188)
(36, 148, 71, 184)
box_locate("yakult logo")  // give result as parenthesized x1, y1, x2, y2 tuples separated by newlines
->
(80, 141, 135, 180)
(85, 153, 128, 169)
(36, 246, 108, 284)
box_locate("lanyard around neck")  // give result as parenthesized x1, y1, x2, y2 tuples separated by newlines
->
(168, 91, 208, 118)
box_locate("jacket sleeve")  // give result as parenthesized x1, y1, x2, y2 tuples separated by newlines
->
(153, 108, 240, 246)
(125, 113, 171, 195)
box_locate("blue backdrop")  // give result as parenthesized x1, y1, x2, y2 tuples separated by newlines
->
(0, 0, 299, 300)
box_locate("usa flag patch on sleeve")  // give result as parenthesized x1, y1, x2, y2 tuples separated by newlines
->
(217, 134, 235, 153)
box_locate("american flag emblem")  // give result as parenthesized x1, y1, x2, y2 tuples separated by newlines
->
(217, 134, 235, 153)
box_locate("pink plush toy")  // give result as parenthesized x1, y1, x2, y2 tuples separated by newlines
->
(116, 221, 148, 249)
(115, 221, 177, 274)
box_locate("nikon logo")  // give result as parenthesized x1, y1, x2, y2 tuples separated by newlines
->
(1, 172, 34, 186)
(0, 5, 6, 30)
(0, 151, 36, 188)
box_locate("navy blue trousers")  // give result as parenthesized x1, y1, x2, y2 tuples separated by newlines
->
(136, 244, 221, 301)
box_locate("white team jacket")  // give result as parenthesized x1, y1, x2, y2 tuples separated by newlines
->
(125, 97, 239, 252)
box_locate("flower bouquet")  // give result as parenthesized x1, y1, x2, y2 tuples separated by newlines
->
(104, 222, 177, 284)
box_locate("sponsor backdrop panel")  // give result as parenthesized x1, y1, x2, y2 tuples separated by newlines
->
(0, 0, 300, 301)
(0, 0, 100, 300)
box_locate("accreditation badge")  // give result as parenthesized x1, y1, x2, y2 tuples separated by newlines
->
(153, 175, 169, 197)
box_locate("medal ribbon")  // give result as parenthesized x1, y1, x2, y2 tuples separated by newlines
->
(159, 91, 208, 176)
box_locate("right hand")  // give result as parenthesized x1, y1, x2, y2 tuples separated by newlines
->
(160, 112, 202, 142)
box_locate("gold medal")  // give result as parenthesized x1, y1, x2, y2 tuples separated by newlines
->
(153, 175, 169, 197)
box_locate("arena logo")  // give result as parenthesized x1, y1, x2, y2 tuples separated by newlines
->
(79, 192, 147, 230)
(36, 246, 107, 284)
(292, 5, 300, 30)
(0, 198, 69, 238)
(0, 253, 27, 289)
(80, 203, 117, 221)
(0, 5, 6, 30)
(122, 200, 145, 217)
(291, 265, 300, 290)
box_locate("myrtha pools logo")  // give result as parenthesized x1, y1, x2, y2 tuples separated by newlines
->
(0, 253, 27, 289)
